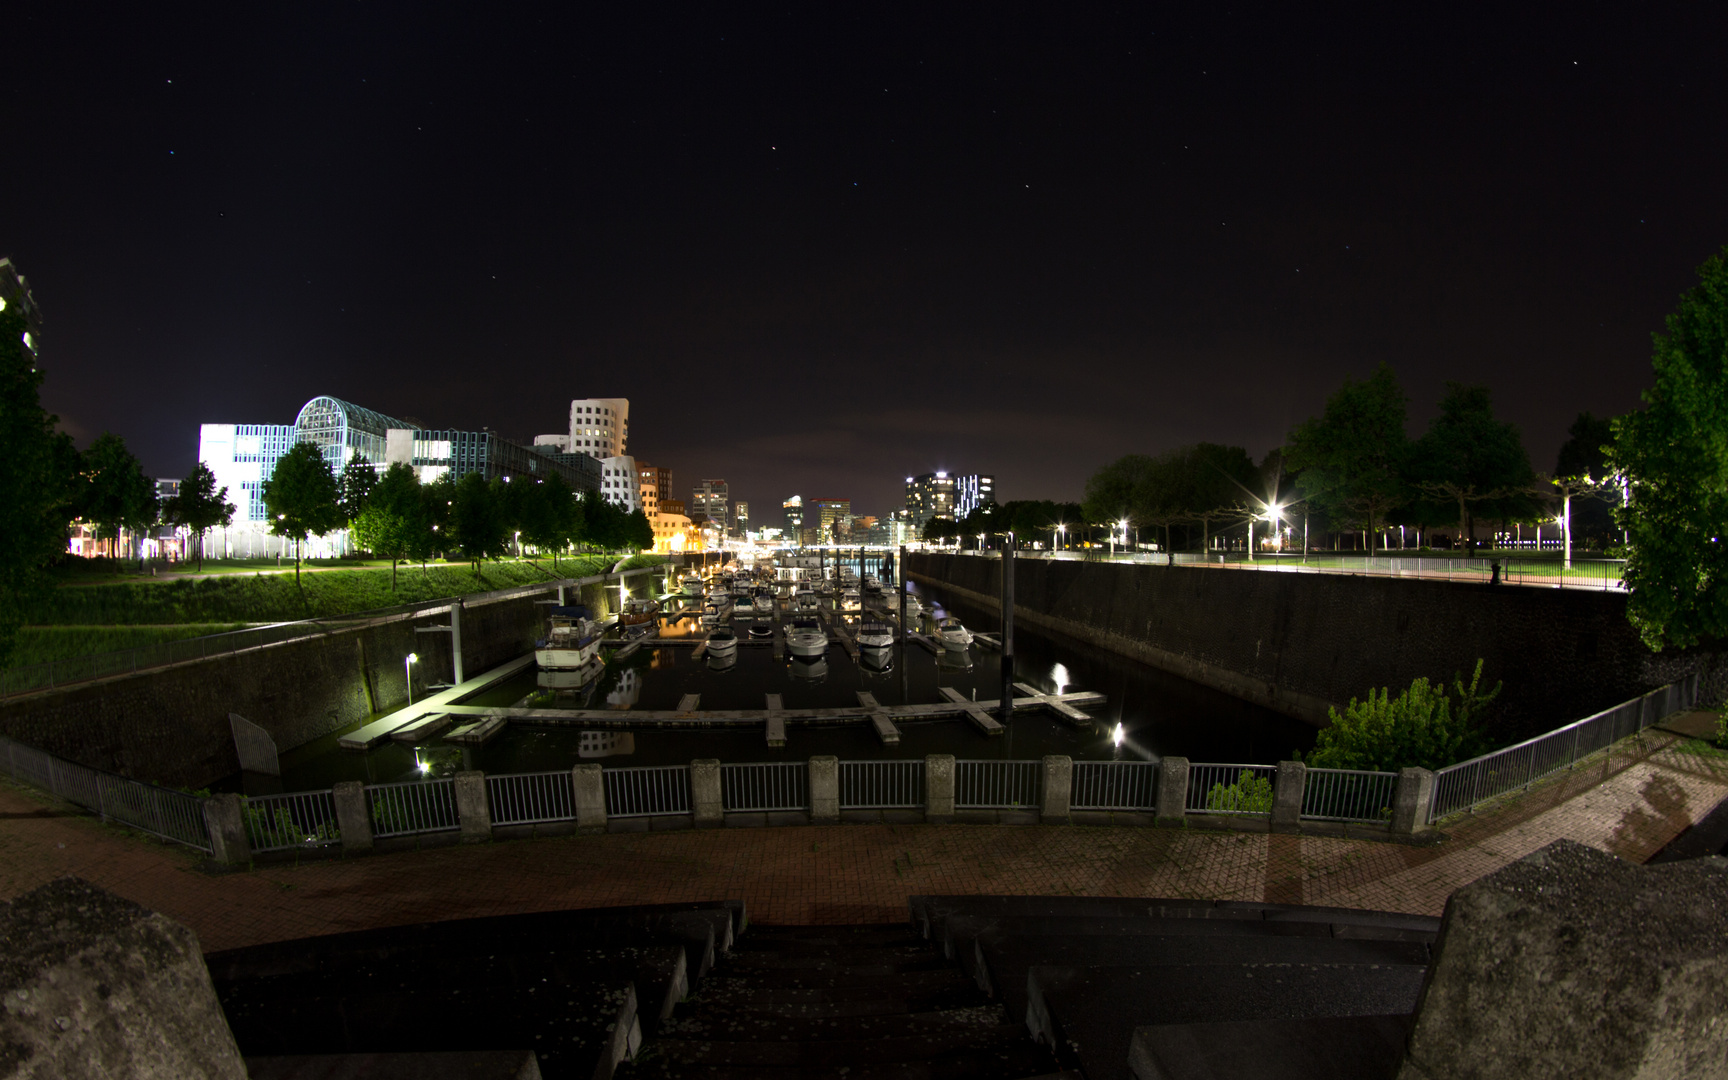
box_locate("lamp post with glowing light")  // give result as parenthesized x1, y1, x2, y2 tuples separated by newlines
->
(405, 652, 419, 705)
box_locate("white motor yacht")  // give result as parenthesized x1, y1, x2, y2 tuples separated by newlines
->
(935, 615, 974, 650)
(793, 588, 820, 613)
(535, 606, 602, 670)
(856, 622, 894, 650)
(751, 588, 775, 615)
(705, 624, 739, 660)
(681, 573, 704, 597)
(786, 619, 828, 658)
(840, 587, 862, 612)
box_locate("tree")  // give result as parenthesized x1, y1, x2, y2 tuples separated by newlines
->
(0, 297, 77, 665)
(1285, 364, 1411, 553)
(80, 433, 158, 559)
(338, 453, 379, 528)
(518, 474, 579, 569)
(352, 462, 423, 589)
(448, 472, 508, 571)
(261, 441, 342, 584)
(1550, 411, 1616, 568)
(1612, 245, 1728, 650)
(624, 508, 655, 552)
(162, 462, 235, 570)
(1411, 383, 1537, 554)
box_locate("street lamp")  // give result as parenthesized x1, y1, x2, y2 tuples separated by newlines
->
(405, 652, 419, 705)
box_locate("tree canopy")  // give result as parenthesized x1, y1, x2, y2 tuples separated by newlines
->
(162, 462, 235, 570)
(1285, 363, 1411, 552)
(261, 441, 342, 582)
(1411, 383, 1537, 552)
(339, 453, 378, 524)
(80, 432, 158, 556)
(0, 298, 77, 664)
(1612, 245, 1728, 650)
(1081, 444, 1260, 550)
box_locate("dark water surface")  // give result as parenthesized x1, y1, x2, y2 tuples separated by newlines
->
(248, 578, 1316, 793)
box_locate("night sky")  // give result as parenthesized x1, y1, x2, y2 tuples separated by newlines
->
(8, 4, 1727, 521)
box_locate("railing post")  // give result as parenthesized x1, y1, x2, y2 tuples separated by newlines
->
(1156, 756, 1189, 827)
(1392, 768, 1435, 834)
(573, 764, 607, 833)
(1040, 755, 1071, 824)
(925, 755, 955, 824)
(691, 759, 723, 828)
(1271, 760, 1306, 833)
(202, 793, 251, 866)
(454, 770, 491, 842)
(333, 780, 374, 852)
(808, 756, 839, 824)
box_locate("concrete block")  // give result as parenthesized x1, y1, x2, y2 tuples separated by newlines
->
(1397, 838, 1728, 1080)
(1271, 760, 1306, 834)
(1041, 755, 1072, 824)
(925, 754, 955, 823)
(332, 780, 373, 852)
(1155, 756, 1189, 826)
(809, 755, 839, 824)
(203, 791, 251, 866)
(690, 759, 722, 828)
(1392, 767, 1435, 834)
(573, 763, 607, 834)
(0, 877, 248, 1079)
(454, 770, 491, 842)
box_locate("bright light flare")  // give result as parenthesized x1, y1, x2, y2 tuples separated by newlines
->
(1111, 723, 1125, 748)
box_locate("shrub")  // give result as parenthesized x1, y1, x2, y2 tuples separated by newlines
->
(1204, 769, 1274, 813)
(1304, 659, 1501, 772)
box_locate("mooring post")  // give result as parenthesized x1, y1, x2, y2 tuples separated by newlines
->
(450, 601, 465, 685)
(999, 533, 1015, 724)
(898, 543, 908, 639)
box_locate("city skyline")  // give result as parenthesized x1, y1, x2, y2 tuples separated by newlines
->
(7, 6, 1728, 519)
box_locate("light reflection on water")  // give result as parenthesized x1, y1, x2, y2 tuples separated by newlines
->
(249, 576, 1316, 793)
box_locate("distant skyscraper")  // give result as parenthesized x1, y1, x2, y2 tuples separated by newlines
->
(783, 495, 804, 530)
(638, 463, 673, 513)
(904, 473, 956, 526)
(814, 498, 851, 541)
(693, 479, 729, 530)
(734, 501, 749, 535)
(955, 474, 995, 518)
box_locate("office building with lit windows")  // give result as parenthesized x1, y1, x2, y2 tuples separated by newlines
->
(693, 479, 729, 530)
(534, 397, 629, 460)
(0, 257, 43, 366)
(905, 471, 992, 525)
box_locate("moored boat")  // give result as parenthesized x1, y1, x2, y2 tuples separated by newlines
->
(786, 619, 828, 658)
(935, 615, 973, 650)
(706, 624, 739, 659)
(535, 606, 602, 670)
(856, 621, 894, 650)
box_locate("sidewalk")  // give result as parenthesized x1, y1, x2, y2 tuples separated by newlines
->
(2, 721, 1724, 954)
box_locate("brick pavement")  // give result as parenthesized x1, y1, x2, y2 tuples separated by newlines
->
(2, 723, 1724, 954)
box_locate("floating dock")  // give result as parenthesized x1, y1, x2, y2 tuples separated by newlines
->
(339, 654, 535, 750)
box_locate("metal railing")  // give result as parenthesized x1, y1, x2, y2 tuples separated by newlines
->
(941, 549, 1627, 592)
(243, 789, 341, 853)
(956, 759, 1041, 809)
(367, 778, 459, 838)
(0, 563, 668, 699)
(604, 764, 691, 818)
(1428, 676, 1698, 824)
(488, 770, 576, 827)
(722, 762, 808, 812)
(839, 759, 925, 809)
(0, 734, 213, 853)
(1070, 760, 1159, 811)
(1187, 763, 1278, 816)
(1301, 768, 1398, 823)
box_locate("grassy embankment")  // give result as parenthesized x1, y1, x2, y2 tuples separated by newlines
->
(7, 553, 666, 670)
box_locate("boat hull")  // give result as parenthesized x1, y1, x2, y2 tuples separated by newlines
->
(536, 641, 601, 670)
(787, 633, 828, 658)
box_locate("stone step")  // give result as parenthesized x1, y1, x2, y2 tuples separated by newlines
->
(1128, 1014, 1414, 1080)
(658, 1003, 1013, 1043)
(973, 935, 1430, 1031)
(698, 965, 973, 995)
(1028, 963, 1430, 1080)
(745, 924, 922, 946)
(723, 951, 957, 976)
(615, 1044, 1063, 1079)
(635, 1024, 1031, 1068)
(685, 981, 987, 1018)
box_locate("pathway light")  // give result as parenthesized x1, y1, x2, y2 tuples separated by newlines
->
(406, 652, 419, 705)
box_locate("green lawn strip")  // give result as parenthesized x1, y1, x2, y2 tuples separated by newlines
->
(5, 624, 251, 668)
(30, 554, 666, 626)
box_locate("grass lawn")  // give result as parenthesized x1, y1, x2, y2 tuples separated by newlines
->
(29, 554, 666, 627)
(6, 624, 251, 668)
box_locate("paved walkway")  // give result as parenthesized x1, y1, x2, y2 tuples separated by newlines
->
(2, 721, 1724, 954)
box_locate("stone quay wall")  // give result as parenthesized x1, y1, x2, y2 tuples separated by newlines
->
(0, 574, 631, 790)
(907, 552, 1727, 736)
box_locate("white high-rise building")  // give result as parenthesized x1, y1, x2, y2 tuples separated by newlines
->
(537, 397, 629, 460)
(599, 456, 640, 513)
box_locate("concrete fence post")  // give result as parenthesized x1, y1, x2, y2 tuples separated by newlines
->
(809, 756, 839, 824)
(1271, 760, 1306, 834)
(333, 780, 374, 852)
(1155, 757, 1189, 827)
(573, 763, 607, 834)
(925, 754, 955, 824)
(1393, 767, 1435, 834)
(454, 770, 491, 842)
(1040, 755, 1072, 824)
(202, 792, 250, 866)
(691, 759, 723, 828)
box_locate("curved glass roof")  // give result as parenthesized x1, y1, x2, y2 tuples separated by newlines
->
(293, 396, 409, 438)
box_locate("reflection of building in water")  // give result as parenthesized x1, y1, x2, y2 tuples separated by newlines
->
(607, 669, 641, 709)
(578, 732, 636, 759)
